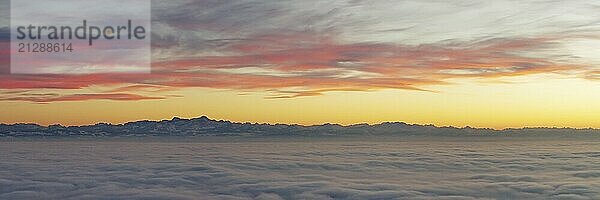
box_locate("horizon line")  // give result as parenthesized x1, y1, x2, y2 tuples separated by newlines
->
(2, 115, 598, 131)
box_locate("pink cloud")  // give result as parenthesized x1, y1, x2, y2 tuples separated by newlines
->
(0, 32, 590, 102)
(0, 93, 165, 103)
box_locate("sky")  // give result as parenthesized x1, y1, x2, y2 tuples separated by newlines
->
(0, 0, 599, 129)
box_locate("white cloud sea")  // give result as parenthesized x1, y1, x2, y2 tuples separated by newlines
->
(1, 137, 599, 200)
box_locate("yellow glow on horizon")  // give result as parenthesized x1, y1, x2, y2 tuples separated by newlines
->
(1, 74, 598, 129)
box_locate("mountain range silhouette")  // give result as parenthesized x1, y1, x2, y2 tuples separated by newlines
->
(1, 116, 598, 137)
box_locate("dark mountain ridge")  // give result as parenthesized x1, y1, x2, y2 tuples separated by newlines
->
(1, 116, 598, 137)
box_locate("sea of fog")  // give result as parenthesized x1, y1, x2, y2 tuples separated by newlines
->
(1, 136, 599, 200)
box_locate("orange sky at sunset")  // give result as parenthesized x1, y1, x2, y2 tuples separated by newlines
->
(1, 1, 599, 129)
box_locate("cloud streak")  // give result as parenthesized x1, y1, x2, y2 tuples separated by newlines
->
(0, 34, 587, 101)
(0, 93, 166, 103)
(0, 0, 598, 102)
